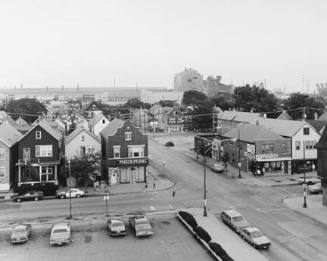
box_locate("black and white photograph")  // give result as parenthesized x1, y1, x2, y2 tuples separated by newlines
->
(0, 0, 327, 260)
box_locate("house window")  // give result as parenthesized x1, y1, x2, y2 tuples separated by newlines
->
(41, 166, 54, 181)
(303, 127, 310, 135)
(81, 135, 85, 142)
(35, 145, 53, 157)
(261, 144, 273, 153)
(113, 146, 120, 158)
(125, 132, 132, 141)
(304, 141, 316, 150)
(0, 167, 5, 178)
(0, 149, 5, 160)
(295, 141, 301, 150)
(23, 148, 31, 161)
(80, 146, 86, 157)
(282, 143, 287, 153)
(128, 146, 144, 158)
(36, 131, 42, 139)
(102, 119, 105, 124)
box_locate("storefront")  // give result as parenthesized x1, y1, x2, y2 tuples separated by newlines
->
(108, 158, 148, 184)
(255, 154, 291, 174)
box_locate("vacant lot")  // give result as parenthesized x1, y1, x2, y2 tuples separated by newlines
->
(0, 218, 213, 261)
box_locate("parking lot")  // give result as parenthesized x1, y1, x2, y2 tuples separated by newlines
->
(0, 217, 213, 261)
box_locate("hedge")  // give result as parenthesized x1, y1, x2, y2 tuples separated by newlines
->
(194, 226, 211, 243)
(178, 211, 198, 230)
(209, 242, 227, 257)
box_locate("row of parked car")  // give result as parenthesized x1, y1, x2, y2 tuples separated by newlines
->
(10, 215, 153, 245)
(220, 208, 271, 250)
(12, 188, 86, 202)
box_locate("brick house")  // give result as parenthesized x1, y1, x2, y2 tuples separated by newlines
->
(15, 121, 61, 195)
(101, 119, 148, 185)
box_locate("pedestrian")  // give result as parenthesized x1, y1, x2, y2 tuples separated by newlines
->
(256, 168, 261, 177)
(153, 182, 156, 189)
(172, 190, 176, 198)
(262, 167, 265, 176)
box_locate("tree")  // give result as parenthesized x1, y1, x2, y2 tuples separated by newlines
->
(192, 102, 214, 131)
(158, 100, 176, 107)
(6, 98, 47, 123)
(125, 98, 151, 109)
(283, 93, 324, 120)
(209, 93, 235, 110)
(182, 90, 207, 106)
(233, 85, 279, 112)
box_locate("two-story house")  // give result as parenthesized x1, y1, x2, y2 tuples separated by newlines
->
(65, 126, 101, 160)
(222, 124, 292, 174)
(0, 123, 23, 191)
(15, 121, 61, 195)
(101, 119, 148, 185)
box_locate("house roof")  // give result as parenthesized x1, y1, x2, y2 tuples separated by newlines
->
(223, 124, 283, 143)
(318, 111, 327, 121)
(15, 116, 29, 126)
(256, 118, 313, 137)
(89, 112, 107, 127)
(277, 110, 293, 120)
(81, 101, 101, 114)
(307, 120, 327, 133)
(0, 122, 23, 147)
(23, 120, 61, 141)
(316, 124, 327, 149)
(65, 126, 100, 146)
(3, 116, 31, 134)
(100, 118, 124, 137)
(217, 111, 261, 123)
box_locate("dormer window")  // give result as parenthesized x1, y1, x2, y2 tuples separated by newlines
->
(36, 131, 42, 139)
(82, 135, 85, 142)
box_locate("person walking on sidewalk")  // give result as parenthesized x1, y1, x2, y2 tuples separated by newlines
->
(153, 181, 156, 189)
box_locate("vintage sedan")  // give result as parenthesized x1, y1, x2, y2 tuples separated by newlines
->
(107, 218, 126, 237)
(240, 227, 271, 249)
(129, 216, 153, 237)
(220, 208, 250, 233)
(65, 188, 85, 198)
(13, 191, 44, 202)
(49, 223, 72, 246)
(307, 182, 322, 194)
(297, 176, 320, 185)
(10, 224, 31, 244)
(210, 163, 225, 173)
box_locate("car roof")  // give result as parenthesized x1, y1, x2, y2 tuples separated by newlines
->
(53, 222, 70, 229)
(223, 209, 242, 218)
(13, 224, 28, 230)
(135, 217, 148, 222)
(109, 219, 123, 224)
(243, 227, 259, 233)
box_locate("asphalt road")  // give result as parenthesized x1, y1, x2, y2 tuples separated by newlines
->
(1, 138, 327, 261)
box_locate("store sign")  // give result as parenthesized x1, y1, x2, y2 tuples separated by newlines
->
(255, 154, 279, 160)
(118, 158, 148, 166)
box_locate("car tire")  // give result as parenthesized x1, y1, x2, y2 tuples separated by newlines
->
(34, 197, 38, 201)
(77, 194, 80, 198)
(17, 198, 21, 202)
(61, 195, 64, 199)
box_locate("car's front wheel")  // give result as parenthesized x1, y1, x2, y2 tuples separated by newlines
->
(76, 194, 80, 198)
(34, 197, 38, 201)
(16, 198, 21, 202)
(61, 195, 65, 199)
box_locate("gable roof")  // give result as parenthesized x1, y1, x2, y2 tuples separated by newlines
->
(23, 120, 61, 141)
(316, 123, 327, 149)
(217, 111, 261, 123)
(100, 118, 124, 137)
(277, 110, 293, 120)
(89, 112, 107, 127)
(3, 116, 31, 134)
(307, 120, 327, 134)
(0, 122, 23, 147)
(256, 118, 309, 137)
(65, 126, 100, 146)
(318, 111, 327, 121)
(81, 101, 102, 114)
(223, 124, 284, 143)
(15, 116, 29, 126)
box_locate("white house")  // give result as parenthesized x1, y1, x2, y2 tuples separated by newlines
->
(257, 118, 321, 173)
(89, 113, 110, 136)
(64, 126, 101, 160)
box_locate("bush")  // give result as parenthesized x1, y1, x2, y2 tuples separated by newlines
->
(178, 211, 198, 230)
(194, 226, 211, 243)
(165, 141, 174, 147)
(221, 254, 234, 261)
(209, 242, 227, 257)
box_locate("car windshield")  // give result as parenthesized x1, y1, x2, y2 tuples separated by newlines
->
(232, 216, 244, 222)
(53, 228, 68, 233)
(251, 231, 263, 238)
(112, 222, 123, 227)
(136, 220, 149, 225)
(14, 228, 26, 233)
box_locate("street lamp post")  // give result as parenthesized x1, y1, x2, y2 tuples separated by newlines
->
(203, 149, 207, 217)
(68, 160, 72, 219)
(237, 129, 242, 179)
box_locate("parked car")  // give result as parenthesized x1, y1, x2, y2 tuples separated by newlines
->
(240, 227, 271, 250)
(210, 163, 225, 173)
(56, 189, 68, 199)
(165, 141, 174, 147)
(65, 188, 85, 198)
(10, 224, 31, 244)
(129, 216, 153, 237)
(220, 208, 250, 233)
(297, 176, 320, 185)
(107, 218, 126, 237)
(307, 182, 322, 194)
(49, 222, 72, 246)
(13, 191, 44, 202)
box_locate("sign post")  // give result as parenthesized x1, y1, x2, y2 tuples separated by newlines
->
(104, 194, 110, 217)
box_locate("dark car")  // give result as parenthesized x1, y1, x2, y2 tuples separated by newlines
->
(165, 141, 174, 147)
(13, 191, 44, 202)
(129, 216, 153, 237)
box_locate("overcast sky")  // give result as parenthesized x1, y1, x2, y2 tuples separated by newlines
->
(0, 0, 326, 93)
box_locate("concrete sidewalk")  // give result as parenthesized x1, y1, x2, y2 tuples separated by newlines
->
(183, 149, 318, 187)
(283, 195, 327, 226)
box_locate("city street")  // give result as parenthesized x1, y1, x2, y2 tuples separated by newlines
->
(0, 137, 326, 261)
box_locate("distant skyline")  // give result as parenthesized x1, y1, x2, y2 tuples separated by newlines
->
(0, 0, 326, 93)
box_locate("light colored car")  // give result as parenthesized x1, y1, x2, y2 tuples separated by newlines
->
(129, 216, 153, 237)
(210, 163, 225, 173)
(220, 208, 250, 233)
(10, 224, 31, 244)
(65, 188, 85, 198)
(307, 182, 322, 194)
(49, 223, 72, 246)
(297, 176, 320, 185)
(240, 227, 271, 249)
(107, 218, 126, 237)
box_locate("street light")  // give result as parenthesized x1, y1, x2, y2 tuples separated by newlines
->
(68, 160, 72, 219)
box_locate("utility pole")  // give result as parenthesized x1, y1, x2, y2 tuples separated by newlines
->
(203, 142, 207, 217)
(68, 160, 72, 219)
(303, 142, 307, 208)
(238, 129, 242, 178)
